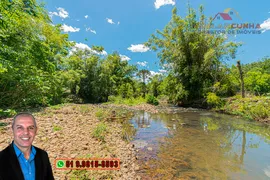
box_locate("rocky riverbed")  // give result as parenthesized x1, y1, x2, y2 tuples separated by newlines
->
(0, 103, 159, 180)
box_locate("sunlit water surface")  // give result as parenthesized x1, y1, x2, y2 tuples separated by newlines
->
(130, 108, 270, 179)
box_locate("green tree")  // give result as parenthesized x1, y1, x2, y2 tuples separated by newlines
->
(148, 74, 163, 97)
(245, 71, 270, 95)
(78, 52, 137, 102)
(146, 6, 240, 104)
(137, 69, 151, 98)
(0, 0, 70, 108)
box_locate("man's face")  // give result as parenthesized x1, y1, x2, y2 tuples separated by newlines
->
(12, 116, 37, 150)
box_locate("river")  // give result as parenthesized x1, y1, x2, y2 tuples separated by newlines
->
(129, 107, 270, 179)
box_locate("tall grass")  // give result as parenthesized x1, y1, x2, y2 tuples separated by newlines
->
(92, 122, 107, 142)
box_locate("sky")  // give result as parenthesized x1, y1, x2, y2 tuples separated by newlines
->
(42, 0, 270, 76)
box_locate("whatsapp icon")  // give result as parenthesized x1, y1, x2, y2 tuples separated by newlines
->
(56, 160, 65, 168)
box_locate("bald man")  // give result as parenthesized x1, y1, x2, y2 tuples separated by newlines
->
(0, 113, 54, 180)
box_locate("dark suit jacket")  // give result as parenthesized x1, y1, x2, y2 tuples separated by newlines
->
(0, 142, 54, 180)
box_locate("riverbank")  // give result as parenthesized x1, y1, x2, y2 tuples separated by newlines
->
(0, 100, 268, 179)
(215, 96, 270, 124)
(177, 95, 270, 124)
(0, 103, 157, 179)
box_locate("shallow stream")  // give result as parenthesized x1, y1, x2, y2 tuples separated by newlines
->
(129, 107, 270, 179)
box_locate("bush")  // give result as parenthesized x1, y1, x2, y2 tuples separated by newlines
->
(146, 95, 159, 106)
(206, 92, 224, 108)
(222, 96, 270, 121)
(0, 109, 17, 118)
(107, 95, 146, 105)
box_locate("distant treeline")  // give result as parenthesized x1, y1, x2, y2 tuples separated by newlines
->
(0, 1, 269, 111)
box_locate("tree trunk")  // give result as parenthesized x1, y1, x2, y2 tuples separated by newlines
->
(237, 60, 245, 98)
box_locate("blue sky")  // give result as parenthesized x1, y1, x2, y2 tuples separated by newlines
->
(43, 0, 270, 75)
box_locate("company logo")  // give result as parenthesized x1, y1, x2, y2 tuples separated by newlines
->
(213, 8, 241, 21)
(209, 8, 261, 35)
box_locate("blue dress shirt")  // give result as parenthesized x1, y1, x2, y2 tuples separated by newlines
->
(13, 143, 36, 180)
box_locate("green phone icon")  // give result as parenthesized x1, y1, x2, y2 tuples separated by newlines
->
(57, 160, 65, 168)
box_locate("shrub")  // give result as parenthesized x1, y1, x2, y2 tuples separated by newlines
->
(146, 95, 159, 106)
(206, 92, 224, 108)
(0, 109, 17, 117)
(108, 95, 146, 105)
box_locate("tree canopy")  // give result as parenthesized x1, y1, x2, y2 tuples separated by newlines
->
(146, 6, 240, 104)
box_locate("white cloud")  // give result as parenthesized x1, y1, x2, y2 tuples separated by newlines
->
(49, 12, 58, 18)
(49, 7, 69, 19)
(71, 43, 107, 56)
(118, 21, 120, 25)
(86, 27, 96, 34)
(106, 18, 115, 24)
(61, 24, 80, 32)
(260, 18, 270, 33)
(120, 54, 131, 61)
(57, 7, 69, 18)
(137, 61, 148, 67)
(85, 15, 88, 19)
(73, 43, 91, 51)
(159, 69, 167, 73)
(93, 49, 107, 56)
(150, 71, 162, 77)
(154, 0, 176, 9)
(127, 44, 150, 53)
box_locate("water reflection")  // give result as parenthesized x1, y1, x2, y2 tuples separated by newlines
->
(264, 166, 270, 178)
(131, 110, 270, 179)
(135, 111, 151, 128)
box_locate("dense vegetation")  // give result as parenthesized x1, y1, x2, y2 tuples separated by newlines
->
(0, 1, 269, 122)
(0, 0, 140, 110)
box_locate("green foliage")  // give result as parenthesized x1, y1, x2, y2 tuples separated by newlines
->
(0, 108, 17, 117)
(53, 124, 62, 132)
(0, 0, 70, 109)
(92, 122, 107, 142)
(146, 95, 159, 106)
(0, 1, 268, 111)
(159, 74, 189, 104)
(242, 57, 270, 74)
(206, 92, 224, 108)
(108, 96, 146, 105)
(210, 66, 239, 97)
(49, 104, 66, 110)
(223, 96, 270, 121)
(148, 74, 164, 97)
(95, 109, 106, 120)
(79, 53, 137, 103)
(245, 70, 270, 95)
(146, 5, 240, 103)
(118, 83, 134, 98)
(137, 69, 151, 98)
